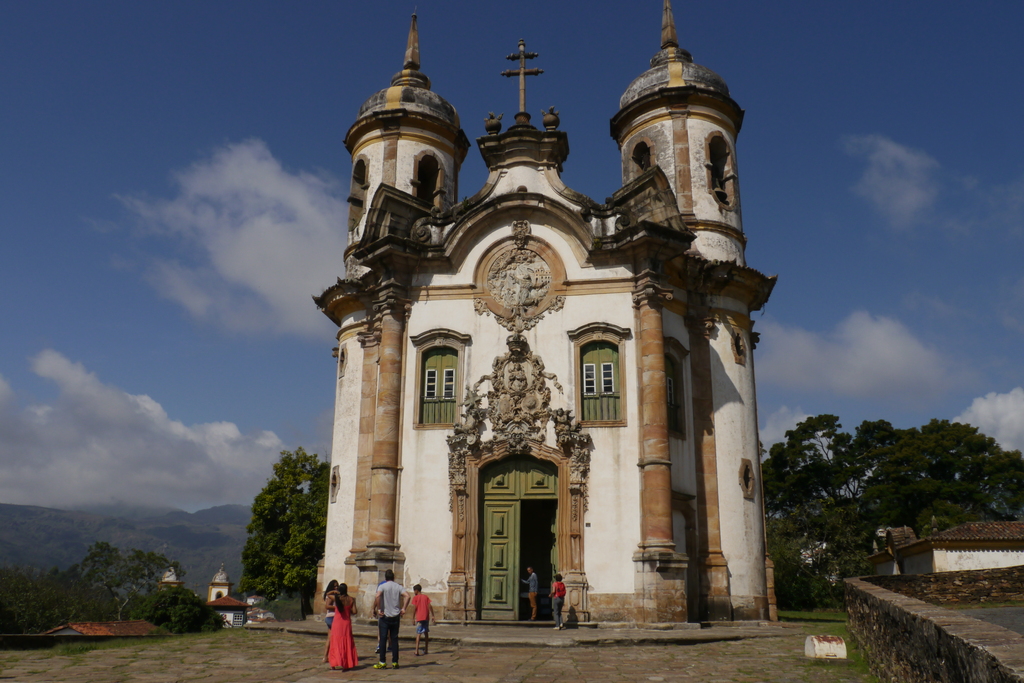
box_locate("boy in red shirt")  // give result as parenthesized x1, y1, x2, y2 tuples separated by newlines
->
(409, 584, 435, 656)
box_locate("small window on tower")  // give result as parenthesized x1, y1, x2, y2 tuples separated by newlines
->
(415, 155, 440, 205)
(631, 141, 652, 172)
(348, 159, 368, 229)
(706, 135, 735, 207)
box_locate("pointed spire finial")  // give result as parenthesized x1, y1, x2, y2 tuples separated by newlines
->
(404, 13, 420, 71)
(661, 0, 678, 50)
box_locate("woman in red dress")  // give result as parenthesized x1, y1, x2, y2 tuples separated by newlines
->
(328, 583, 359, 670)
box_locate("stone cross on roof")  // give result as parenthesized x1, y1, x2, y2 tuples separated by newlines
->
(501, 39, 543, 127)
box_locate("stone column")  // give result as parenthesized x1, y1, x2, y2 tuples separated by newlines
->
(685, 310, 732, 621)
(631, 274, 687, 623)
(367, 287, 408, 551)
(348, 329, 380, 559)
(633, 278, 676, 553)
(354, 285, 408, 610)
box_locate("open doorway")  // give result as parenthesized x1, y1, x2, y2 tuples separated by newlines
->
(519, 499, 557, 620)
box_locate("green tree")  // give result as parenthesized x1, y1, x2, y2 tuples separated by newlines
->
(867, 419, 1024, 532)
(130, 586, 223, 633)
(0, 565, 115, 634)
(239, 447, 328, 617)
(763, 415, 896, 518)
(764, 414, 1024, 610)
(79, 542, 177, 620)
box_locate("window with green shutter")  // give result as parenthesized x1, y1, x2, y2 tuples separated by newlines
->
(581, 341, 620, 421)
(421, 347, 458, 424)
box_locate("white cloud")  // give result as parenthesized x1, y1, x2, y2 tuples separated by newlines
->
(120, 139, 348, 337)
(844, 134, 940, 229)
(955, 387, 1024, 452)
(757, 311, 966, 405)
(759, 405, 811, 449)
(0, 351, 286, 510)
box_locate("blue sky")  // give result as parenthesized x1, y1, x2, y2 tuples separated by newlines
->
(2, 1, 1022, 512)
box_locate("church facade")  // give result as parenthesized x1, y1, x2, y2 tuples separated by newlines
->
(315, 2, 777, 623)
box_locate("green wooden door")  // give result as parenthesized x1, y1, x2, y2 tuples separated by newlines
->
(479, 458, 557, 620)
(480, 500, 519, 620)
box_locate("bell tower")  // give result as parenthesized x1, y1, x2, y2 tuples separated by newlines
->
(343, 14, 470, 253)
(610, 0, 746, 266)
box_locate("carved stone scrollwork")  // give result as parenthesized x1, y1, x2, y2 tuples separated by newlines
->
(552, 408, 593, 517)
(476, 222, 566, 333)
(446, 334, 591, 513)
(476, 334, 561, 448)
(615, 209, 633, 232)
(411, 217, 432, 243)
(631, 280, 673, 310)
(372, 286, 411, 320)
(685, 314, 718, 340)
(357, 329, 381, 349)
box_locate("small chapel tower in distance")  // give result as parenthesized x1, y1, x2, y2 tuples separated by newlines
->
(316, 2, 777, 624)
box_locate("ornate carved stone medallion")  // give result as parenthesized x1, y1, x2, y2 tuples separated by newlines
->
(474, 221, 565, 332)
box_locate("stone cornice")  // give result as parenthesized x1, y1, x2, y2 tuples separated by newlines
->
(675, 255, 776, 312)
(345, 108, 470, 163)
(476, 127, 569, 173)
(610, 87, 744, 144)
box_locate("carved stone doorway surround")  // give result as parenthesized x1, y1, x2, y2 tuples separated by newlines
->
(446, 439, 589, 623)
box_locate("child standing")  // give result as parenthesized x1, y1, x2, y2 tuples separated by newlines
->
(550, 573, 566, 630)
(409, 584, 435, 656)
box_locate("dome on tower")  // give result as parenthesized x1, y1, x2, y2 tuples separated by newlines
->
(354, 14, 460, 128)
(618, 0, 730, 110)
(212, 563, 230, 583)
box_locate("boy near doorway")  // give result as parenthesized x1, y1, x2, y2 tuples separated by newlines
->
(409, 584, 435, 655)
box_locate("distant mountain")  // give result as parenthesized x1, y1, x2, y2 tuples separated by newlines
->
(0, 503, 251, 594)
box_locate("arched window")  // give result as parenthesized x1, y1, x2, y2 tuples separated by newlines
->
(706, 135, 735, 206)
(631, 141, 652, 172)
(411, 329, 470, 428)
(414, 155, 440, 205)
(569, 322, 630, 426)
(348, 159, 367, 229)
(420, 346, 458, 424)
(580, 341, 620, 422)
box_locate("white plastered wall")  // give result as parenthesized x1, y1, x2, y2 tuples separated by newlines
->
(686, 117, 745, 266)
(394, 136, 457, 210)
(935, 548, 1024, 572)
(620, 114, 675, 187)
(324, 333, 364, 586)
(707, 298, 766, 605)
(394, 217, 643, 599)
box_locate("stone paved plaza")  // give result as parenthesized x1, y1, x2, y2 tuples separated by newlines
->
(0, 627, 873, 682)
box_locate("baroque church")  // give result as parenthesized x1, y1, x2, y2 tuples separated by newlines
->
(314, 1, 777, 623)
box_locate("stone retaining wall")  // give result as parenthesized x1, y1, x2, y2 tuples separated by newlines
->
(865, 565, 1024, 605)
(845, 577, 1024, 682)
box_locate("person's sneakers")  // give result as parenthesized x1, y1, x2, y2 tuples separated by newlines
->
(373, 662, 387, 669)
(391, 663, 400, 669)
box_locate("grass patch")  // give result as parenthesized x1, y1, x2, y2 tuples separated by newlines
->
(50, 638, 147, 657)
(792, 616, 879, 682)
(778, 610, 847, 623)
